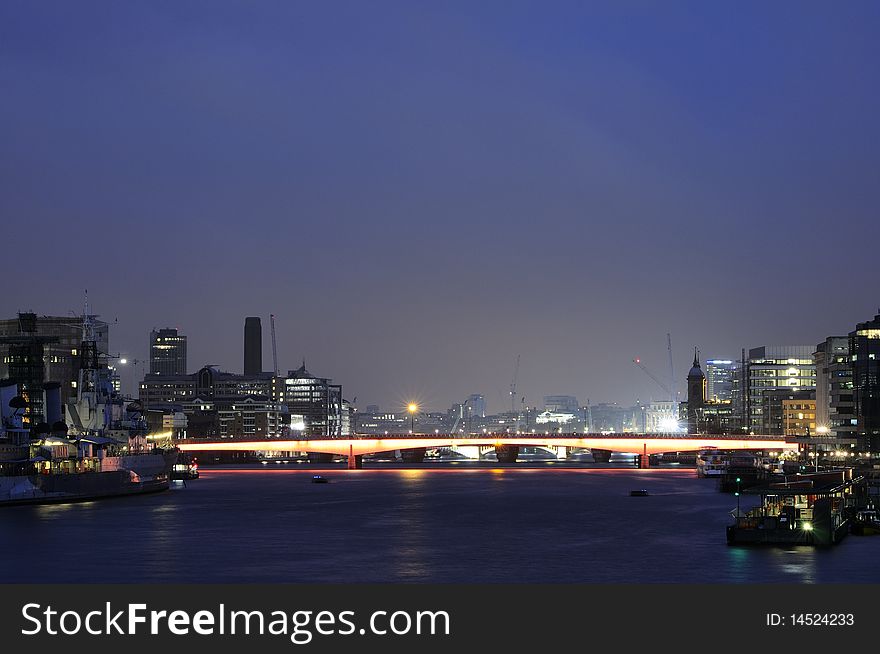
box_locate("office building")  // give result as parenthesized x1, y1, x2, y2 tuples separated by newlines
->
(745, 345, 816, 432)
(851, 311, 880, 452)
(705, 359, 736, 403)
(814, 336, 855, 442)
(271, 363, 346, 437)
(149, 328, 187, 376)
(139, 365, 273, 407)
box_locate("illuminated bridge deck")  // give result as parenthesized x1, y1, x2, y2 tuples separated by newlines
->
(176, 434, 797, 457)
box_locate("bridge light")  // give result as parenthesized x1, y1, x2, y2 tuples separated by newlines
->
(407, 403, 418, 413)
(801, 521, 812, 531)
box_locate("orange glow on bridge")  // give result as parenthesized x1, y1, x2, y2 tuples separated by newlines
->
(177, 434, 797, 457)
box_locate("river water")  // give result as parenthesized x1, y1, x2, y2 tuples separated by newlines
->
(1, 464, 876, 583)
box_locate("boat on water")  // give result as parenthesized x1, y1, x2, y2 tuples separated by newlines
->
(696, 448, 729, 478)
(0, 310, 178, 506)
(726, 469, 865, 547)
(630, 489, 649, 497)
(312, 475, 329, 484)
(850, 509, 880, 536)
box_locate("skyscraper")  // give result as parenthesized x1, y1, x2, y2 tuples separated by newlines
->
(244, 317, 262, 376)
(149, 328, 187, 376)
(850, 311, 880, 452)
(705, 359, 736, 403)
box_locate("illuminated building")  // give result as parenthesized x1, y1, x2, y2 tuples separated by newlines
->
(851, 311, 880, 452)
(271, 364, 346, 437)
(781, 395, 817, 437)
(645, 401, 681, 433)
(705, 359, 736, 403)
(149, 328, 187, 376)
(745, 346, 816, 432)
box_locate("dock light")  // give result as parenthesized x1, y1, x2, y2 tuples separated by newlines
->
(119, 358, 127, 365)
(802, 522, 813, 531)
(736, 477, 741, 483)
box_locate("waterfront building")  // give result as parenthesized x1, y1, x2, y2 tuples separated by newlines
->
(149, 328, 187, 376)
(244, 317, 262, 376)
(850, 311, 880, 452)
(271, 364, 346, 437)
(814, 336, 855, 442)
(745, 345, 816, 432)
(139, 365, 273, 406)
(0, 312, 110, 422)
(645, 400, 681, 433)
(355, 410, 408, 435)
(705, 359, 736, 403)
(761, 389, 815, 436)
(781, 394, 817, 437)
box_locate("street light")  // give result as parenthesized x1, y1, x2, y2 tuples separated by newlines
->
(407, 403, 418, 434)
(735, 476, 741, 516)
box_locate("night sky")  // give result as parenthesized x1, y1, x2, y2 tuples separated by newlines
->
(2, 1, 878, 412)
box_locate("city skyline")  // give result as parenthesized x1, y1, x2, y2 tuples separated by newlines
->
(2, 2, 879, 411)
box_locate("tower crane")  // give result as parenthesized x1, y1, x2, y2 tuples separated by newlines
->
(633, 357, 674, 402)
(509, 355, 520, 414)
(270, 314, 279, 377)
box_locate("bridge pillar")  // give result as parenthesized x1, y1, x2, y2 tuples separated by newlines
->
(347, 446, 363, 470)
(495, 444, 519, 463)
(639, 443, 650, 469)
(400, 447, 427, 463)
(556, 446, 568, 460)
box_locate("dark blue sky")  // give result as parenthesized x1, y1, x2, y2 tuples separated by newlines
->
(2, 1, 878, 411)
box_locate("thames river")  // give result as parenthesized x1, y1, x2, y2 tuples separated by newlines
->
(1, 464, 876, 583)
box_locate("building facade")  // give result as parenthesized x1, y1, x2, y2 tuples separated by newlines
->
(814, 336, 855, 442)
(139, 365, 273, 407)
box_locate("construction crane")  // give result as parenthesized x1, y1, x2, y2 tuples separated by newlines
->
(509, 354, 520, 414)
(270, 314, 279, 377)
(666, 333, 677, 403)
(633, 357, 674, 402)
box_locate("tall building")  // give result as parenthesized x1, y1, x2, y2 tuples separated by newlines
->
(814, 336, 854, 441)
(149, 328, 187, 376)
(850, 311, 880, 452)
(466, 394, 486, 418)
(705, 359, 736, 403)
(0, 313, 110, 418)
(745, 345, 816, 433)
(244, 317, 262, 376)
(686, 349, 706, 433)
